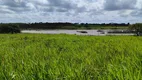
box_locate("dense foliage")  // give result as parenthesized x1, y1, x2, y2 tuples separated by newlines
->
(130, 23, 142, 35)
(0, 23, 130, 30)
(0, 34, 142, 80)
(0, 24, 20, 33)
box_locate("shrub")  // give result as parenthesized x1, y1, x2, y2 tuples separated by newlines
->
(0, 24, 21, 34)
(130, 23, 142, 36)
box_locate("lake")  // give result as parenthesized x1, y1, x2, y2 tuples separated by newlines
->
(22, 30, 134, 36)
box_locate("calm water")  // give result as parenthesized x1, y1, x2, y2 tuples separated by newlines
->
(22, 30, 107, 35)
(22, 30, 134, 36)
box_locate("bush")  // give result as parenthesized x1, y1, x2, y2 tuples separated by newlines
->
(130, 23, 142, 36)
(0, 25, 21, 34)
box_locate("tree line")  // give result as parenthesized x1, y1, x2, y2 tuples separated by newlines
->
(0, 22, 130, 30)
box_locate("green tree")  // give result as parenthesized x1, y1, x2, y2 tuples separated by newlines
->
(0, 24, 21, 34)
(130, 23, 142, 36)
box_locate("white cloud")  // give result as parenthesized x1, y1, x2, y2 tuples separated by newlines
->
(0, 0, 141, 23)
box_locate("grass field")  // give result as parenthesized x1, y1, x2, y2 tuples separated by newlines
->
(0, 34, 142, 80)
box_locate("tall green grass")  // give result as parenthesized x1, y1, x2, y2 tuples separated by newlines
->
(0, 34, 142, 80)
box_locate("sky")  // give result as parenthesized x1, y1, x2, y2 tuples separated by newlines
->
(0, 0, 142, 23)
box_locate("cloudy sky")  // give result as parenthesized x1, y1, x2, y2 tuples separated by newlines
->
(0, 0, 141, 23)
